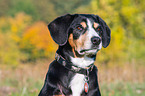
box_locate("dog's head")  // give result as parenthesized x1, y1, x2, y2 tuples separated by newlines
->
(48, 14, 111, 56)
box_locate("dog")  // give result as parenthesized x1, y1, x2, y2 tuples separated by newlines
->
(39, 14, 111, 96)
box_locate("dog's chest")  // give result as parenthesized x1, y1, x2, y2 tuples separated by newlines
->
(70, 73, 85, 96)
(69, 56, 94, 96)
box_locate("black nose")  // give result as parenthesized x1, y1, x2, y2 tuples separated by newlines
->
(91, 36, 101, 45)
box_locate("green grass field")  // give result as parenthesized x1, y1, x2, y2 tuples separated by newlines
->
(101, 82, 145, 96)
(0, 61, 145, 96)
(1, 80, 145, 96)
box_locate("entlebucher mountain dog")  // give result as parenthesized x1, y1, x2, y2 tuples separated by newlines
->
(39, 14, 111, 96)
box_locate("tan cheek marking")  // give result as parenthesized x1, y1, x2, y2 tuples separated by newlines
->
(81, 31, 88, 49)
(74, 39, 81, 51)
(74, 31, 88, 50)
(69, 32, 88, 57)
(68, 34, 77, 58)
(80, 22, 87, 29)
(68, 34, 75, 48)
(94, 22, 99, 29)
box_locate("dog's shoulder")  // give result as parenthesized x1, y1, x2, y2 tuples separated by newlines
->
(47, 60, 74, 81)
(48, 60, 66, 75)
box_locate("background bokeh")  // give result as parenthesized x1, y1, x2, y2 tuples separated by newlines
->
(0, 0, 145, 96)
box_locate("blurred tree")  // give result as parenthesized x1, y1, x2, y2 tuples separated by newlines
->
(0, 13, 32, 65)
(0, 13, 29, 65)
(0, 0, 11, 16)
(50, 0, 90, 15)
(0, 33, 21, 65)
(5, 0, 39, 21)
(20, 21, 57, 61)
(9, 13, 32, 42)
(33, 0, 58, 22)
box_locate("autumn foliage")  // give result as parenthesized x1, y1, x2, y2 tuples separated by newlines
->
(20, 21, 57, 61)
(0, 13, 57, 65)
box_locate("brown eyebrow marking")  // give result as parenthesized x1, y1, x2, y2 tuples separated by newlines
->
(80, 22, 87, 29)
(94, 22, 99, 29)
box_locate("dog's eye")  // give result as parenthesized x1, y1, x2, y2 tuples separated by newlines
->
(95, 27, 102, 32)
(97, 28, 101, 31)
(95, 27, 102, 35)
(96, 28, 101, 32)
(76, 26, 83, 31)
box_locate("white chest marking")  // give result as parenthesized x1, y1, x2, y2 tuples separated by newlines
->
(70, 56, 95, 96)
(70, 74, 85, 96)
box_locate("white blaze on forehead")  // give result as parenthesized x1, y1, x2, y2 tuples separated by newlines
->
(86, 19, 100, 37)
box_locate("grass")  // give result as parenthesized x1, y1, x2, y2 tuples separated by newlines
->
(0, 60, 145, 96)
(100, 82, 145, 96)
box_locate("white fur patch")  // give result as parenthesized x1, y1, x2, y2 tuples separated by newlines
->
(70, 73, 85, 96)
(70, 56, 95, 68)
(87, 19, 100, 38)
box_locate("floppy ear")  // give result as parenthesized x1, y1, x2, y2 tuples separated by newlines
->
(95, 15, 111, 48)
(48, 14, 77, 46)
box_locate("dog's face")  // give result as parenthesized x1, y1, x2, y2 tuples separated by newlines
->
(48, 14, 111, 56)
(68, 16, 103, 55)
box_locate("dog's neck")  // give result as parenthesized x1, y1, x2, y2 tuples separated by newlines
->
(70, 56, 95, 68)
(57, 42, 96, 68)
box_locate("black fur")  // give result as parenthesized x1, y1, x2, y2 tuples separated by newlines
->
(48, 14, 78, 46)
(39, 14, 111, 96)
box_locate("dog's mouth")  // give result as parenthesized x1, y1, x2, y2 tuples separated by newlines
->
(81, 49, 98, 53)
(74, 46, 101, 57)
(80, 49, 95, 53)
(77, 48, 99, 55)
(74, 49, 97, 58)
